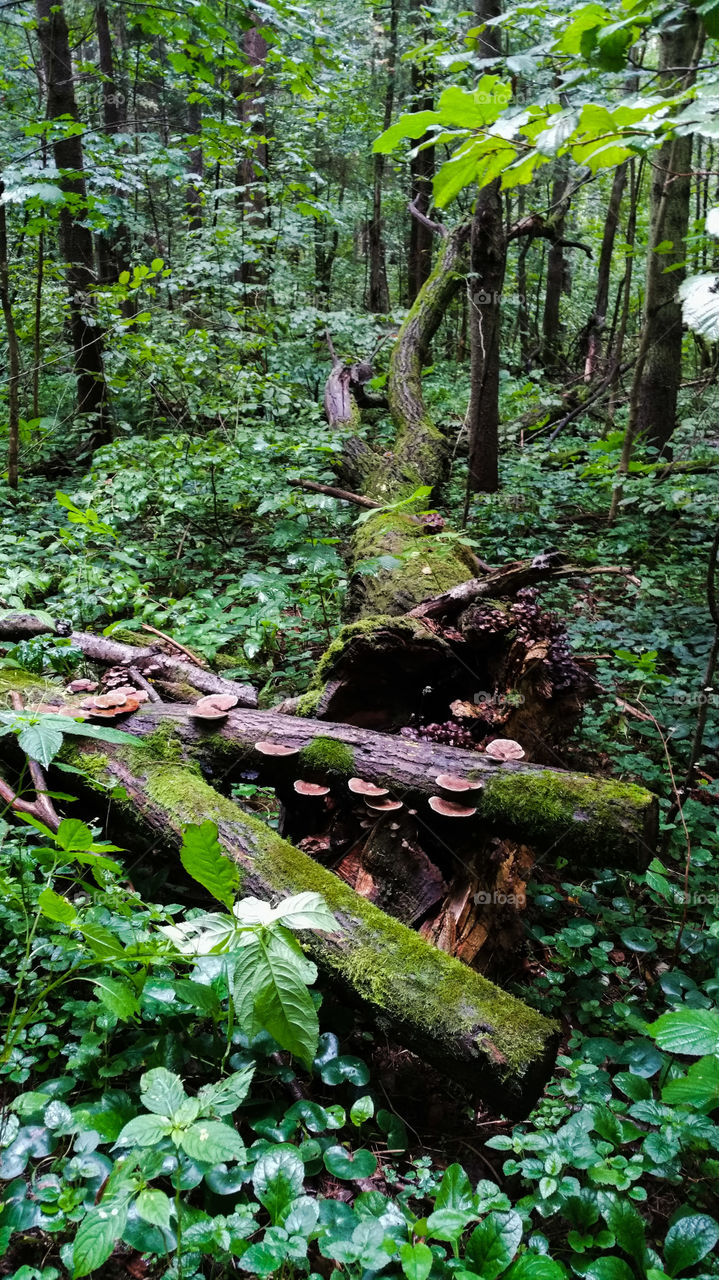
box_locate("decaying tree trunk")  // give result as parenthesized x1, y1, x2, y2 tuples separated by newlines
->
(0, 188, 20, 488)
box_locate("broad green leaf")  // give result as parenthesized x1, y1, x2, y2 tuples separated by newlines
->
(350, 1095, 374, 1126)
(179, 1119, 245, 1164)
(465, 1210, 523, 1279)
(135, 1187, 172, 1230)
(373, 109, 438, 154)
(253, 1145, 305, 1223)
(584, 1260, 635, 1280)
(435, 1162, 474, 1212)
(663, 1055, 719, 1111)
(601, 1196, 647, 1267)
(426, 1207, 475, 1242)
(323, 1144, 377, 1180)
(91, 975, 138, 1021)
(140, 1067, 186, 1118)
(115, 1113, 172, 1147)
(180, 820, 239, 908)
(73, 1200, 129, 1277)
(38, 886, 76, 926)
(55, 818, 93, 852)
(18, 720, 63, 767)
(506, 1258, 565, 1280)
(649, 1010, 719, 1056)
(400, 1242, 433, 1280)
(173, 977, 220, 1015)
(268, 891, 338, 932)
(232, 932, 319, 1068)
(197, 1065, 255, 1115)
(664, 1214, 719, 1277)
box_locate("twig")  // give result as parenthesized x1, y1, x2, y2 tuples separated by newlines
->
(139, 624, 207, 668)
(1, 692, 60, 830)
(128, 666, 162, 704)
(288, 477, 381, 509)
(408, 194, 447, 239)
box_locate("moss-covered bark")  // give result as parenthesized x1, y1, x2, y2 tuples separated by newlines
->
(61, 738, 559, 1117)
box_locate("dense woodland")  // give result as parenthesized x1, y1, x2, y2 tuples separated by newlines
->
(1, 0, 719, 1277)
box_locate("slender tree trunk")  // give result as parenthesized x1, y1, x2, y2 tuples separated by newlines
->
(541, 163, 568, 371)
(236, 12, 269, 303)
(35, 0, 111, 446)
(368, 0, 399, 312)
(32, 230, 43, 420)
(95, 4, 131, 284)
(465, 0, 504, 496)
(0, 190, 21, 487)
(584, 163, 628, 381)
(634, 15, 700, 456)
(407, 0, 434, 303)
(185, 96, 204, 231)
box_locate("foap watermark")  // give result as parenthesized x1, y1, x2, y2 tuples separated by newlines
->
(474, 289, 528, 306)
(473, 890, 527, 906)
(473, 690, 526, 708)
(673, 891, 719, 906)
(671, 687, 717, 706)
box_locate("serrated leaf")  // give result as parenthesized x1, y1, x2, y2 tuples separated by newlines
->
(55, 818, 93, 852)
(18, 720, 64, 767)
(73, 1200, 128, 1277)
(140, 1067, 186, 1117)
(91, 975, 138, 1021)
(180, 820, 239, 907)
(38, 886, 76, 926)
(663, 1055, 719, 1111)
(197, 1065, 255, 1115)
(135, 1187, 172, 1230)
(115, 1113, 173, 1147)
(232, 932, 318, 1068)
(268, 891, 338, 932)
(650, 1010, 719, 1056)
(179, 1119, 245, 1164)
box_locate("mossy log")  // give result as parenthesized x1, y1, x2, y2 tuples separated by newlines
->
(61, 737, 559, 1118)
(91, 702, 657, 868)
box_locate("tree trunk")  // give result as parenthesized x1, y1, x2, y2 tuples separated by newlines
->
(95, 3, 131, 285)
(367, 0, 399, 313)
(236, 11, 269, 303)
(407, 0, 434, 303)
(541, 164, 568, 371)
(185, 96, 204, 231)
(635, 14, 700, 456)
(0, 190, 21, 488)
(465, 0, 504, 495)
(35, 0, 112, 447)
(584, 163, 628, 382)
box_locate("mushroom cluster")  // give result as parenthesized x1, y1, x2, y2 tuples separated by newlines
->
(428, 773, 483, 818)
(79, 685, 150, 719)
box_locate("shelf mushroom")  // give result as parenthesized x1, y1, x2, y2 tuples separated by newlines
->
(484, 738, 525, 762)
(428, 796, 477, 818)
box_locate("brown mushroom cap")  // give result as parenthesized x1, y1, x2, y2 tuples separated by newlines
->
(92, 691, 130, 708)
(428, 796, 477, 818)
(435, 772, 483, 793)
(89, 698, 140, 719)
(196, 693, 239, 713)
(348, 777, 389, 797)
(294, 780, 331, 797)
(365, 797, 403, 812)
(484, 738, 525, 762)
(67, 679, 98, 694)
(189, 707, 229, 722)
(255, 740, 301, 757)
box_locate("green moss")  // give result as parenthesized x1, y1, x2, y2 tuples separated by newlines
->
(106, 628, 145, 648)
(137, 720, 184, 764)
(296, 687, 324, 718)
(481, 769, 654, 861)
(299, 736, 354, 777)
(143, 764, 242, 828)
(0, 668, 61, 701)
(315, 614, 427, 682)
(350, 512, 472, 616)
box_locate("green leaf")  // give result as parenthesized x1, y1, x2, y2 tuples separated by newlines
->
(649, 1010, 719, 1056)
(197, 1065, 255, 1115)
(135, 1188, 172, 1230)
(55, 818, 93, 852)
(663, 1055, 719, 1111)
(179, 1119, 245, 1164)
(373, 109, 438, 154)
(400, 1243, 434, 1280)
(268, 891, 338, 932)
(435, 1162, 473, 1211)
(620, 927, 657, 954)
(584, 1260, 635, 1280)
(320, 1055, 370, 1086)
(91, 975, 138, 1021)
(602, 1196, 647, 1267)
(140, 1067, 186, 1118)
(115, 1113, 173, 1147)
(506, 1258, 565, 1280)
(664, 1214, 719, 1277)
(253, 1145, 305, 1223)
(465, 1211, 523, 1279)
(18, 720, 64, 767)
(426, 1208, 474, 1242)
(38, 886, 76, 926)
(180, 820, 239, 908)
(73, 1201, 129, 1277)
(232, 932, 319, 1069)
(350, 1095, 375, 1126)
(323, 1144, 377, 1180)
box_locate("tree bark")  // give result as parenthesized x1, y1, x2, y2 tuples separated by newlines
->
(367, 0, 399, 312)
(35, 0, 112, 447)
(236, 11, 269, 302)
(635, 14, 700, 456)
(407, 0, 434, 303)
(0, 188, 21, 488)
(584, 163, 628, 382)
(186, 96, 204, 231)
(541, 164, 568, 372)
(95, 3, 131, 285)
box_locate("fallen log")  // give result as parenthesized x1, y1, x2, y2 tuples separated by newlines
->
(56, 734, 559, 1118)
(0, 613, 258, 708)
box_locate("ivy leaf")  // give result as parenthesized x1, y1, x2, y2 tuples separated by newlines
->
(465, 1210, 524, 1280)
(140, 1067, 186, 1118)
(179, 1119, 245, 1164)
(253, 1145, 305, 1223)
(323, 1144, 377, 1180)
(73, 1200, 129, 1277)
(38, 886, 76, 926)
(180, 820, 239, 908)
(664, 1214, 719, 1277)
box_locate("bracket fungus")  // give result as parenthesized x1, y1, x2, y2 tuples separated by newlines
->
(348, 777, 389, 798)
(255, 740, 301, 758)
(365, 796, 403, 812)
(485, 738, 526, 762)
(294, 780, 331, 797)
(428, 795, 478, 818)
(190, 693, 239, 722)
(435, 772, 484, 795)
